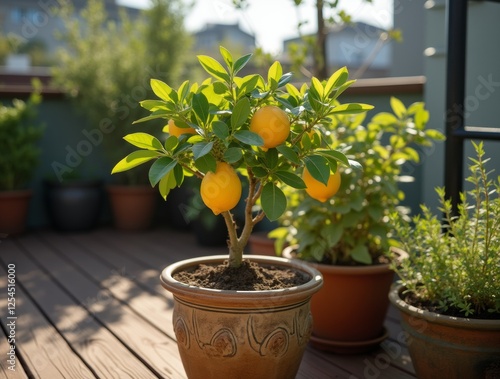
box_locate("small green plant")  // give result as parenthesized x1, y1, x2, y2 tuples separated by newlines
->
(0, 80, 44, 191)
(112, 46, 373, 268)
(390, 142, 500, 318)
(272, 98, 444, 265)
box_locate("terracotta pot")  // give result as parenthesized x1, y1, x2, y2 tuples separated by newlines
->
(248, 232, 277, 256)
(0, 189, 32, 236)
(389, 283, 500, 379)
(107, 185, 157, 230)
(283, 245, 402, 354)
(160, 255, 323, 379)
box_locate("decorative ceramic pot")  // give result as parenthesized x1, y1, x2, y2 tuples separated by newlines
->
(106, 185, 157, 230)
(283, 245, 405, 354)
(0, 189, 32, 235)
(160, 255, 323, 379)
(389, 283, 500, 379)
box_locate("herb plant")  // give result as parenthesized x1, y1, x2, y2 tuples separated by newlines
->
(390, 141, 500, 317)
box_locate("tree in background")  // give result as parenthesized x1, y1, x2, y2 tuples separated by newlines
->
(52, 0, 191, 184)
(232, 0, 401, 80)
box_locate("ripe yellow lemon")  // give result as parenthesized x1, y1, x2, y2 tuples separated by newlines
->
(250, 105, 290, 149)
(303, 167, 341, 202)
(200, 162, 242, 215)
(167, 119, 196, 137)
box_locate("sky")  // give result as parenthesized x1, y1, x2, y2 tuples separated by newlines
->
(117, 0, 393, 54)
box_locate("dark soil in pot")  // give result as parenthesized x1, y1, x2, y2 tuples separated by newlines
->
(173, 259, 310, 290)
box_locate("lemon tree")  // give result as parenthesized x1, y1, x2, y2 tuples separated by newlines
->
(112, 46, 372, 267)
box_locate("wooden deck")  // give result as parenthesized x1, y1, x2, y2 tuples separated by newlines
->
(0, 227, 416, 379)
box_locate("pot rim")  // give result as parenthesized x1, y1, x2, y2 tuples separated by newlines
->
(282, 245, 407, 275)
(160, 254, 323, 306)
(389, 282, 500, 330)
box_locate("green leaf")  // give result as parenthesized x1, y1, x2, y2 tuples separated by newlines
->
(219, 46, 233, 69)
(351, 244, 372, 264)
(192, 93, 210, 125)
(311, 77, 325, 99)
(233, 130, 264, 146)
(275, 171, 306, 189)
(223, 147, 243, 163)
(195, 154, 216, 173)
(425, 129, 445, 140)
(231, 97, 251, 129)
(164, 135, 178, 151)
(261, 182, 287, 221)
(330, 103, 374, 115)
(390, 97, 406, 119)
(316, 149, 350, 167)
(324, 223, 343, 247)
(133, 112, 169, 124)
(112, 150, 158, 174)
(263, 148, 278, 169)
(192, 141, 214, 160)
(123, 133, 163, 151)
(276, 145, 300, 164)
(149, 157, 177, 186)
(268, 61, 283, 89)
(139, 100, 170, 111)
(304, 155, 330, 185)
(371, 112, 398, 125)
(324, 67, 348, 96)
(252, 167, 268, 178)
(277, 73, 293, 88)
(212, 121, 229, 139)
(235, 74, 260, 96)
(197, 55, 230, 83)
(233, 53, 252, 75)
(151, 79, 177, 102)
(178, 80, 190, 102)
(158, 170, 177, 200)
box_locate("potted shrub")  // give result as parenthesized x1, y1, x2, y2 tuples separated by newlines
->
(112, 47, 372, 378)
(0, 81, 44, 235)
(43, 170, 104, 232)
(273, 99, 444, 353)
(52, 0, 189, 230)
(388, 141, 500, 379)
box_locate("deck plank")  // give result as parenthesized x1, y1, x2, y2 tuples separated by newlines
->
(17, 234, 187, 379)
(39, 231, 177, 338)
(1, 237, 167, 379)
(1, 228, 417, 378)
(0, 242, 94, 379)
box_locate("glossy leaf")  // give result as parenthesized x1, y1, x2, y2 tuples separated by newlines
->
(330, 103, 374, 115)
(275, 171, 306, 189)
(151, 79, 177, 102)
(197, 55, 230, 83)
(233, 130, 264, 146)
(276, 145, 300, 164)
(261, 182, 287, 221)
(192, 141, 214, 160)
(123, 133, 163, 151)
(192, 93, 210, 125)
(316, 149, 350, 167)
(233, 53, 252, 75)
(231, 97, 251, 129)
(212, 121, 229, 139)
(390, 96, 406, 119)
(304, 155, 330, 185)
(111, 150, 158, 174)
(219, 46, 233, 69)
(224, 147, 243, 163)
(149, 157, 177, 186)
(195, 154, 217, 173)
(158, 170, 177, 200)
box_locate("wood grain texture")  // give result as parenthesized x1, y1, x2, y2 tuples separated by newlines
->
(0, 228, 416, 379)
(0, 238, 160, 379)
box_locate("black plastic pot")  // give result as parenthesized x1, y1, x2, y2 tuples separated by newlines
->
(43, 179, 104, 232)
